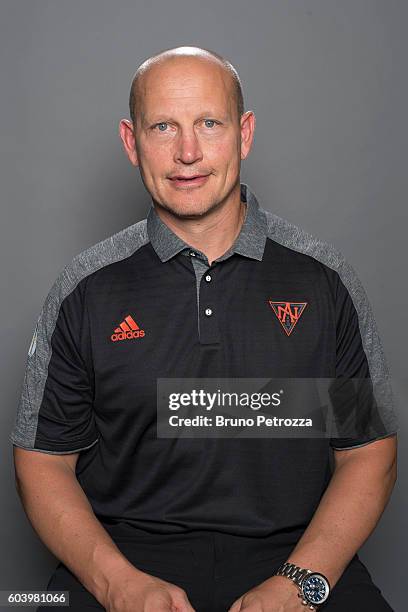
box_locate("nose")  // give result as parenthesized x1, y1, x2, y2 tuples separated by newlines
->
(174, 128, 204, 165)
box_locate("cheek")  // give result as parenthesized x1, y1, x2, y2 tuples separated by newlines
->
(142, 143, 170, 169)
(206, 138, 237, 163)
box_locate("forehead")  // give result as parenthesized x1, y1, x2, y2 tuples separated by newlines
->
(138, 57, 234, 119)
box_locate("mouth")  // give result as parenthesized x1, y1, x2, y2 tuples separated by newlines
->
(168, 174, 210, 188)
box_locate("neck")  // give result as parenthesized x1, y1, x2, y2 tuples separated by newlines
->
(153, 185, 247, 266)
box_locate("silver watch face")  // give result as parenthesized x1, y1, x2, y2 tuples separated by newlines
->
(301, 573, 330, 605)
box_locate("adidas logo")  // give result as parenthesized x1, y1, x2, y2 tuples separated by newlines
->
(111, 314, 145, 342)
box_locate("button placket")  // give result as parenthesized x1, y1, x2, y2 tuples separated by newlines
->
(198, 263, 220, 345)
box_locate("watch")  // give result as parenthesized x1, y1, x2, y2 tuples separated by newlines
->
(275, 561, 331, 609)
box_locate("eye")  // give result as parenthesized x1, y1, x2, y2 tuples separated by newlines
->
(151, 119, 219, 131)
(154, 122, 168, 131)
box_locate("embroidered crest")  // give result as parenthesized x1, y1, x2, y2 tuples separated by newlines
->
(268, 301, 307, 336)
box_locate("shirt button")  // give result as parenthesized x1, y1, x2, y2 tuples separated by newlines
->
(205, 274, 212, 282)
(205, 308, 213, 316)
(189, 250, 196, 257)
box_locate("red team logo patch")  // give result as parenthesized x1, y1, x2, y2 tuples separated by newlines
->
(268, 301, 307, 336)
(111, 314, 145, 342)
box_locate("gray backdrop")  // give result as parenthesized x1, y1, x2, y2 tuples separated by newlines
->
(1, 1, 406, 610)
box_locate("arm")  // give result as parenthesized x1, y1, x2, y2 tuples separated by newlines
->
(11, 266, 196, 611)
(12, 446, 142, 608)
(227, 434, 397, 612)
(282, 433, 397, 588)
(285, 258, 399, 589)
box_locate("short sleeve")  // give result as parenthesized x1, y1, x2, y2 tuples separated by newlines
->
(9, 264, 100, 454)
(329, 263, 398, 450)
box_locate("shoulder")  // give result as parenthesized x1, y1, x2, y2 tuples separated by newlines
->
(261, 207, 392, 373)
(68, 217, 148, 284)
(44, 218, 149, 307)
(262, 207, 366, 298)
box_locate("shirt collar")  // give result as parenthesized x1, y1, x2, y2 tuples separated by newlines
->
(146, 182, 267, 263)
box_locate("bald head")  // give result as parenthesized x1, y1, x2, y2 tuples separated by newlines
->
(129, 46, 244, 130)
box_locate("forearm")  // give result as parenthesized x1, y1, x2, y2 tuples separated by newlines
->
(283, 452, 396, 588)
(15, 461, 139, 606)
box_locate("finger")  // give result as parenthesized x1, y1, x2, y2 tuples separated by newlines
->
(178, 601, 196, 612)
(171, 589, 196, 612)
(146, 599, 173, 612)
(227, 597, 243, 612)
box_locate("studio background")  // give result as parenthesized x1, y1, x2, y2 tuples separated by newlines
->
(1, 1, 406, 610)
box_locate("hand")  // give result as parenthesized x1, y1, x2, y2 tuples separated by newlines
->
(227, 575, 316, 612)
(103, 564, 196, 612)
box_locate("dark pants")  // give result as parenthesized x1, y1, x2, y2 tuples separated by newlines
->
(37, 529, 394, 611)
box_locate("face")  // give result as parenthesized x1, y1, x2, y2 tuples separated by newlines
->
(119, 56, 255, 218)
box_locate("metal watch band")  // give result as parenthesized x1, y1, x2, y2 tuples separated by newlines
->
(276, 561, 318, 610)
(276, 561, 312, 587)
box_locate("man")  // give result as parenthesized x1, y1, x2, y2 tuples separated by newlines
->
(10, 46, 398, 612)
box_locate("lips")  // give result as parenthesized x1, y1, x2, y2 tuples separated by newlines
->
(168, 174, 210, 188)
(169, 175, 207, 180)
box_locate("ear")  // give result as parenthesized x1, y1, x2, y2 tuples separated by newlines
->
(240, 111, 256, 161)
(118, 119, 139, 167)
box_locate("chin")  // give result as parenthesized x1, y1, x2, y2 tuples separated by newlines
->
(159, 191, 217, 218)
(166, 201, 214, 219)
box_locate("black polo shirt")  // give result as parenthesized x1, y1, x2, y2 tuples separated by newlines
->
(10, 182, 397, 540)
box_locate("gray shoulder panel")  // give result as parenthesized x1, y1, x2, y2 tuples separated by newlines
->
(263, 208, 398, 438)
(10, 219, 149, 453)
(10, 438, 100, 456)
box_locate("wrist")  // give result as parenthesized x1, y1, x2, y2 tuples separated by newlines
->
(89, 545, 143, 606)
(102, 562, 155, 609)
(268, 575, 303, 602)
(275, 560, 331, 609)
